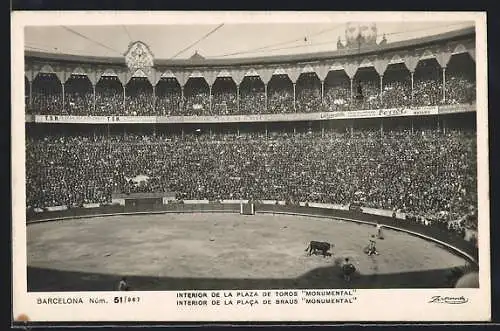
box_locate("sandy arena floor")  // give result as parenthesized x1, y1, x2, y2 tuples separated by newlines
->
(27, 212, 470, 291)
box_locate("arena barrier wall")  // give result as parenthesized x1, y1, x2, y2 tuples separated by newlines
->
(26, 202, 478, 264)
(26, 203, 241, 221)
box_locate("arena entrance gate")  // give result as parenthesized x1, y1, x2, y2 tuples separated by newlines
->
(240, 202, 255, 215)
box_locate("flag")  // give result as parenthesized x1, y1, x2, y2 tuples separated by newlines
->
(125, 174, 150, 187)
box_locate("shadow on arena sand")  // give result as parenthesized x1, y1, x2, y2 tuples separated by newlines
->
(27, 263, 467, 291)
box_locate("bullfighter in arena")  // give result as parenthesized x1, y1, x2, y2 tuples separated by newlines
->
(365, 235, 379, 256)
(342, 258, 356, 282)
(118, 277, 129, 291)
(376, 222, 384, 240)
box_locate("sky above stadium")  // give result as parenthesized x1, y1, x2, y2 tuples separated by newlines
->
(24, 18, 474, 60)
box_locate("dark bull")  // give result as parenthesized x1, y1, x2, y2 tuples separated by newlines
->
(305, 241, 334, 257)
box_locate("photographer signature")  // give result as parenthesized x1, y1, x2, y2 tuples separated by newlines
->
(428, 296, 469, 304)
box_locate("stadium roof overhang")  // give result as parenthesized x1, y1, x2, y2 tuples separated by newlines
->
(25, 27, 475, 69)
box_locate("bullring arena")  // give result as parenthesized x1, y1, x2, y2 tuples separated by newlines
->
(27, 209, 474, 291)
(23, 21, 481, 292)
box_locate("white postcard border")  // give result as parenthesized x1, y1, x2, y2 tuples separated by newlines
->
(11, 11, 490, 322)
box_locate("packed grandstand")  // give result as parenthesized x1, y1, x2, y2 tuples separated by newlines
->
(24, 24, 478, 242)
(26, 55, 475, 117)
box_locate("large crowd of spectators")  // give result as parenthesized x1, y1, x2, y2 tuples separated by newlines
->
(27, 128, 477, 232)
(295, 74, 322, 113)
(26, 57, 476, 116)
(239, 77, 266, 115)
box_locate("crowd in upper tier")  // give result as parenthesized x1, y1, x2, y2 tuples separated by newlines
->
(26, 128, 477, 232)
(25, 57, 476, 116)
